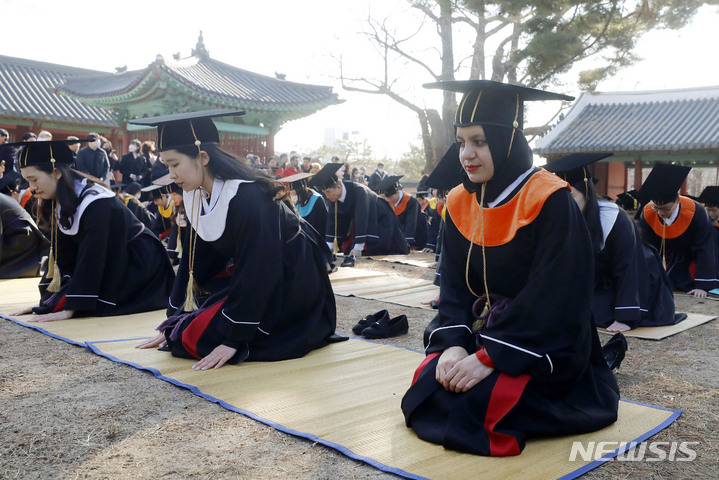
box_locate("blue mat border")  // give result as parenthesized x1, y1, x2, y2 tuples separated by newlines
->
(2, 313, 683, 480)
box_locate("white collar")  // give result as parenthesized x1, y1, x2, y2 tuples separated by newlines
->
(394, 190, 404, 207)
(487, 167, 535, 208)
(56, 179, 116, 236)
(201, 178, 225, 214)
(184, 179, 253, 242)
(663, 202, 681, 226)
(597, 199, 620, 251)
(339, 182, 347, 203)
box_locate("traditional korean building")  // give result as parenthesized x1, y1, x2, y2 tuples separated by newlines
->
(0, 33, 342, 159)
(535, 86, 719, 197)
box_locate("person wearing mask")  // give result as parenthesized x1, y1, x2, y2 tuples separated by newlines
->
(368, 162, 388, 192)
(120, 139, 143, 184)
(74, 133, 110, 182)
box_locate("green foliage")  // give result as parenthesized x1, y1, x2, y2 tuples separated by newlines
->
(395, 143, 428, 180)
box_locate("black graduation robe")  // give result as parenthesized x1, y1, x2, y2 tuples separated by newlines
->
(162, 180, 337, 364)
(122, 195, 156, 231)
(638, 196, 718, 292)
(297, 190, 328, 240)
(402, 169, 619, 456)
(424, 199, 442, 252)
(0, 194, 49, 278)
(393, 192, 428, 250)
(325, 181, 409, 256)
(34, 183, 174, 316)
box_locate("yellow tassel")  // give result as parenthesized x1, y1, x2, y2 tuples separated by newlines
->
(183, 272, 198, 312)
(47, 248, 55, 278)
(48, 263, 61, 292)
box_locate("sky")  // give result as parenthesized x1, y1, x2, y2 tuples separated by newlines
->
(2, 0, 718, 161)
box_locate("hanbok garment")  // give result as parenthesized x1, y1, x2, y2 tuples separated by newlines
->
(638, 196, 718, 292)
(161, 179, 337, 364)
(35, 181, 174, 315)
(402, 169, 619, 456)
(325, 181, 409, 256)
(0, 194, 48, 278)
(393, 191, 428, 250)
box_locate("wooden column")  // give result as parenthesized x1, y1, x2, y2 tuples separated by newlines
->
(633, 157, 643, 190)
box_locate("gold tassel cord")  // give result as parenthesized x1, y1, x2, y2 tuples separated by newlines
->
(333, 200, 339, 254)
(661, 221, 667, 270)
(466, 184, 492, 330)
(47, 147, 61, 293)
(183, 190, 202, 312)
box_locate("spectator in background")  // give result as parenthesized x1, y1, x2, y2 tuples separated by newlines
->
(22, 132, 37, 142)
(267, 156, 283, 179)
(279, 152, 289, 169)
(37, 131, 52, 141)
(66, 136, 81, 165)
(301, 156, 312, 173)
(283, 154, 302, 177)
(138, 142, 156, 186)
(310, 162, 322, 175)
(368, 162, 387, 192)
(120, 139, 143, 183)
(101, 138, 120, 183)
(75, 132, 110, 181)
(351, 167, 366, 185)
(0, 129, 16, 172)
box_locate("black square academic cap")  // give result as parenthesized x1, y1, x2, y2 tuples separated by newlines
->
(416, 175, 431, 195)
(308, 163, 343, 190)
(426, 143, 463, 191)
(697, 186, 719, 207)
(0, 171, 21, 195)
(423, 80, 574, 130)
(280, 172, 311, 190)
(128, 109, 245, 152)
(375, 175, 403, 195)
(615, 190, 640, 211)
(638, 164, 691, 204)
(8, 139, 90, 169)
(543, 152, 613, 186)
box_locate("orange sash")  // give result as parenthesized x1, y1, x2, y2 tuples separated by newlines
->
(394, 193, 411, 215)
(643, 196, 695, 240)
(446, 170, 569, 246)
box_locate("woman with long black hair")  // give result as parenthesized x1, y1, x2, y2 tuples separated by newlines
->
(135, 110, 340, 371)
(401, 81, 619, 457)
(9, 140, 174, 322)
(545, 153, 678, 331)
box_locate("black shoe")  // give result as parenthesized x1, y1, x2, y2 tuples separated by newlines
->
(327, 333, 349, 343)
(352, 309, 389, 335)
(672, 313, 688, 324)
(602, 332, 628, 372)
(362, 314, 409, 339)
(341, 255, 356, 267)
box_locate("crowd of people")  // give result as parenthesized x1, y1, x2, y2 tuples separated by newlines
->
(1, 80, 718, 458)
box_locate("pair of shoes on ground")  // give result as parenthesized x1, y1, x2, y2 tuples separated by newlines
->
(352, 309, 408, 339)
(340, 255, 355, 267)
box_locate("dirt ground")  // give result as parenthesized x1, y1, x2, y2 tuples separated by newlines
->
(1, 257, 718, 479)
